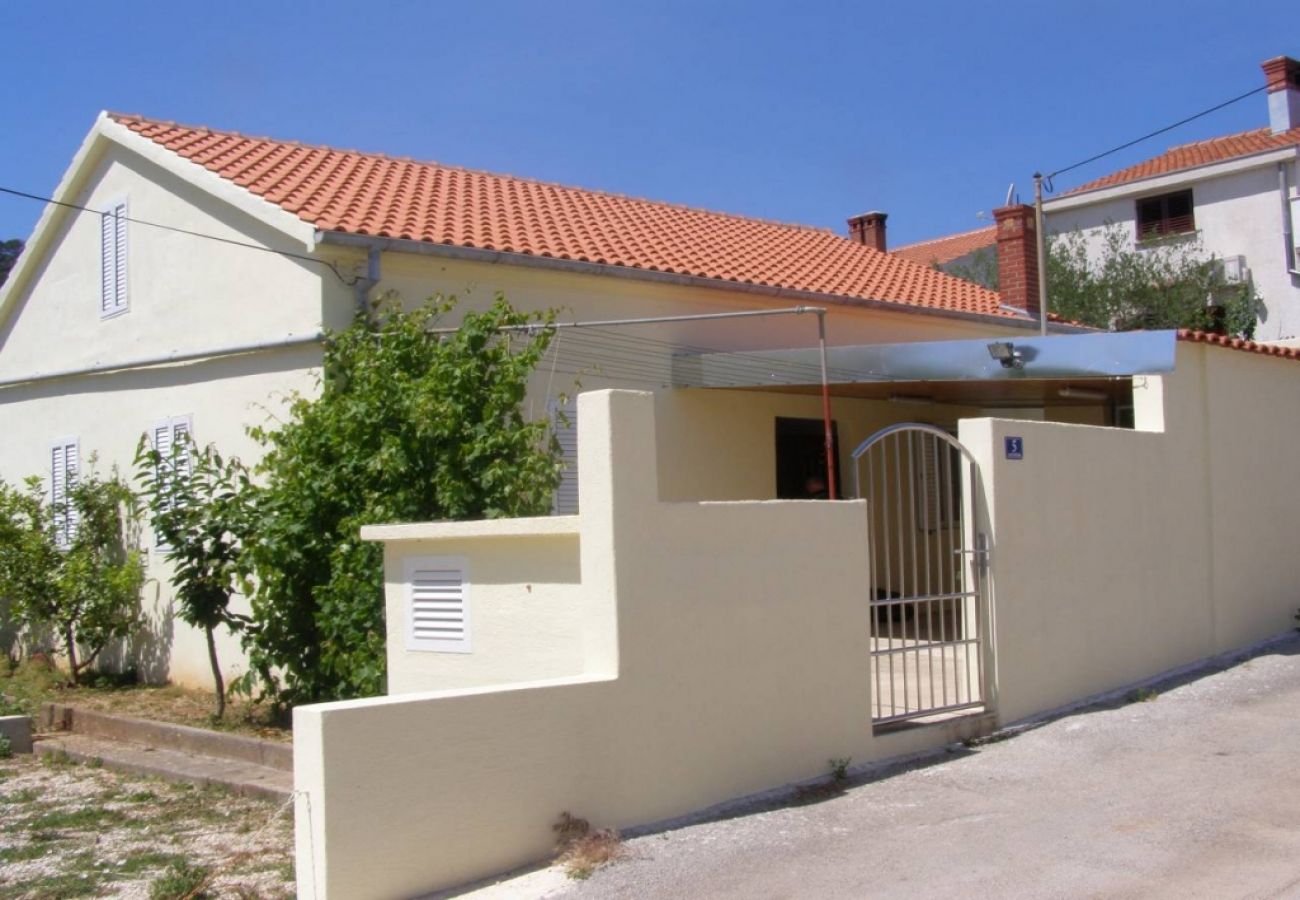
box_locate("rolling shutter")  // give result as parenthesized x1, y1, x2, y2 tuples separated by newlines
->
(549, 398, 578, 515)
(405, 557, 470, 653)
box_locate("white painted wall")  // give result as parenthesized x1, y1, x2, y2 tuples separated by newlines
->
(1045, 155, 1300, 342)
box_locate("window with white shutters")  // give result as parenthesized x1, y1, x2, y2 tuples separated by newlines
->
(150, 416, 193, 542)
(50, 438, 80, 548)
(405, 556, 470, 653)
(549, 398, 578, 515)
(100, 201, 128, 317)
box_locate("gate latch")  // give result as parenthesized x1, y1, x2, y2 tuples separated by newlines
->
(954, 533, 990, 576)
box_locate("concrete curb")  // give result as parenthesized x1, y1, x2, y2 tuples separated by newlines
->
(40, 703, 292, 771)
(0, 715, 33, 754)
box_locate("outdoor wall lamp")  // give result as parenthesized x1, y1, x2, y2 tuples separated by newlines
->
(987, 341, 1024, 369)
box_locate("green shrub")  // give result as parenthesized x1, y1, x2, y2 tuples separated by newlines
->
(239, 294, 563, 704)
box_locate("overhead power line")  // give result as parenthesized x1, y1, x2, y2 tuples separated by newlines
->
(0, 185, 359, 285)
(1046, 84, 1267, 186)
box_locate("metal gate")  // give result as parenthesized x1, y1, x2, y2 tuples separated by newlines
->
(851, 423, 989, 726)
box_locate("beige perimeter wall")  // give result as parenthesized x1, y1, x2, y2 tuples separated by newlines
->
(962, 342, 1300, 723)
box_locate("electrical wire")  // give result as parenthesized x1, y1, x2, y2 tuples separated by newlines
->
(0, 185, 361, 285)
(1046, 84, 1267, 186)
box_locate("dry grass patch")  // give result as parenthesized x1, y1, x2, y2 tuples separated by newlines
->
(0, 753, 293, 898)
(552, 812, 624, 880)
(0, 658, 290, 743)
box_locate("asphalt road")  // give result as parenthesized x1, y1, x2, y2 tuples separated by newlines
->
(530, 635, 1300, 900)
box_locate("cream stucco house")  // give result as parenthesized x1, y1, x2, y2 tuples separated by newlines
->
(1, 111, 1081, 688)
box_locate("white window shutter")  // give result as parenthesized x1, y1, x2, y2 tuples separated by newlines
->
(405, 557, 470, 653)
(51, 438, 80, 547)
(100, 201, 128, 317)
(171, 419, 192, 479)
(549, 398, 579, 515)
(99, 213, 115, 314)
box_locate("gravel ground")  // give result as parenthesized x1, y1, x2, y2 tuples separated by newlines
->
(481, 635, 1300, 900)
(0, 751, 294, 899)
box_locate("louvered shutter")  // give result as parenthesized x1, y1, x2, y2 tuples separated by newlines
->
(549, 398, 579, 515)
(405, 557, 470, 653)
(99, 212, 115, 314)
(100, 202, 128, 316)
(50, 439, 80, 547)
(171, 419, 192, 480)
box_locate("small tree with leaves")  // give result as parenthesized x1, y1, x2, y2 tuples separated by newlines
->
(1047, 224, 1262, 336)
(135, 436, 251, 719)
(0, 469, 144, 684)
(239, 293, 564, 705)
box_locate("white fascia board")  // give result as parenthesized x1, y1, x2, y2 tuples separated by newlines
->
(1046, 146, 1300, 213)
(0, 115, 108, 325)
(0, 112, 319, 333)
(98, 115, 317, 250)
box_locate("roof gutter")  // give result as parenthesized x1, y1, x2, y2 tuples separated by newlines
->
(315, 230, 1083, 335)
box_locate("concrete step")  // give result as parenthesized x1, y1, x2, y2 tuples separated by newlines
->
(34, 732, 293, 800)
(40, 703, 292, 771)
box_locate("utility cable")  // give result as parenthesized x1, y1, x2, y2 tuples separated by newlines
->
(0, 185, 360, 285)
(1046, 84, 1267, 186)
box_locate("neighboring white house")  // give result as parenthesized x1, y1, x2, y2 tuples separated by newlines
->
(894, 54, 1300, 343)
(0, 111, 1067, 689)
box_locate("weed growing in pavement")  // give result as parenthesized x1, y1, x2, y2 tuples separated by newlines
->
(828, 757, 852, 782)
(553, 811, 624, 880)
(1128, 687, 1159, 703)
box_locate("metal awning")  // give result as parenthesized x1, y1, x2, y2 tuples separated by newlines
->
(670, 330, 1177, 389)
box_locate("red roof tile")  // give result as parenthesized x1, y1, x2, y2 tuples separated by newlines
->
(892, 225, 997, 266)
(1176, 329, 1300, 361)
(1065, 127, 1300, 195)
(109, 113, 1011, 319)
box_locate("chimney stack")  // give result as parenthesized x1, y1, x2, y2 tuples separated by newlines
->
(993, 204, 1040, 319)
(847, 211, 888, 251)
(1262, 56, 1300, 134)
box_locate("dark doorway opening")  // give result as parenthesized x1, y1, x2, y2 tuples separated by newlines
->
(775, 417, 839, 499)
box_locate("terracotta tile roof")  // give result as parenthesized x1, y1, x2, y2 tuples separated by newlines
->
(108, 113, 1012, 319)
(892, 225, 997, 266)
(1064, 127, 1300, 195)
(1176, 329, 1300, 361)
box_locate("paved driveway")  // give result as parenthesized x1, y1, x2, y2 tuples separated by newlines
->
(485, 635, 1300, 900)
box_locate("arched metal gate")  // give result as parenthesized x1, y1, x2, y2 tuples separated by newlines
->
(851, 424, 990, 726)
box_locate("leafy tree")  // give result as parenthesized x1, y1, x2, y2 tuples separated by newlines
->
(1047, 225, 1261, 337)
(0, 239, 21, 288)
(0, 469, 144, 684)
(240, 294, 563, 704)
(135, 435, 251, 719)
(940, 225, 1261, 336)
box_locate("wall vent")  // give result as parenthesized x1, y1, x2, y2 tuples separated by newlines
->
(405, 556, 470, 653)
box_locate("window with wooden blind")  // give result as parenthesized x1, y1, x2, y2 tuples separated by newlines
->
(100, 201, 128, 317)
(50, 437, 80, 548)
(404, 556, 470, 653)
(549, 398, 579, 515)
(1136, 190, 1195, 241)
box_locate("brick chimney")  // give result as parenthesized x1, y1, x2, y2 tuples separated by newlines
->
(993, 204, 1040, 319)
(1262, 56, 1300, 134)
(847, 211, 888, 251)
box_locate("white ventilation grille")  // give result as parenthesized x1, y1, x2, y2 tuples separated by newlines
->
(405, 557, 470, 653)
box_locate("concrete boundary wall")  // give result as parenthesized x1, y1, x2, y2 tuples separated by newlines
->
(295, 390, 878, 899)
(962, 342, 1300, 723)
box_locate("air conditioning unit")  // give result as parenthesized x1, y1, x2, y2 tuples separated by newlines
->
(1218, 254, 1248, 285)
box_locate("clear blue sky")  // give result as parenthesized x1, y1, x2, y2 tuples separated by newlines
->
(0, 0, 1288, 249)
